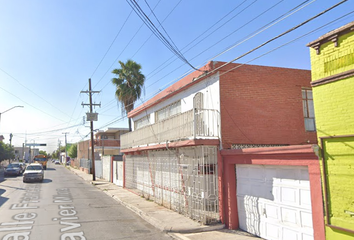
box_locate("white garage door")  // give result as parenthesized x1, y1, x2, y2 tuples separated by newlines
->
(236, 165, 313, 240)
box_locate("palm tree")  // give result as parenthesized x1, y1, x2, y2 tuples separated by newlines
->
(112, 59, 145, 131)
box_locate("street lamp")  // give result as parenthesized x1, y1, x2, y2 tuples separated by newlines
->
(0, 106, 24, 133)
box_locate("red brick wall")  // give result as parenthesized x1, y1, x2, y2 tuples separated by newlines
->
(77, 140, 90, 160)
(217, 62, 317, 149)
(95, 139, 121, 147)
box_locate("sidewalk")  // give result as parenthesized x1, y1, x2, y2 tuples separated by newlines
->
(67, 166, 261, 240)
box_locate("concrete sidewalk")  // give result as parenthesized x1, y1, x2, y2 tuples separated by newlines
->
(66, 166, 261, 240)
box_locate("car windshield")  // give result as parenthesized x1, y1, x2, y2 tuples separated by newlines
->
(7, 164, 19, 168)
(26, 166, 42, 171)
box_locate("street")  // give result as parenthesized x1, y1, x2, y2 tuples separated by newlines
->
(0, 161, 172, 240)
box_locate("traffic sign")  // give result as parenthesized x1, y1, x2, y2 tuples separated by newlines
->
(26, 143, 46, 147)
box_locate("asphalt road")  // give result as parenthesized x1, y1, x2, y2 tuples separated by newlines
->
(0, 161, 172, 240)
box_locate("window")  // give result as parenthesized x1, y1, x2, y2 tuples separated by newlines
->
(155, 100, 181, 122)
(135, 115, 150, 130)
(302, 89, 316, 131)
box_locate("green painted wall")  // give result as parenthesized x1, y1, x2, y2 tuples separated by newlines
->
(309, 31, 354, 81)
(309, 26, 354, 240)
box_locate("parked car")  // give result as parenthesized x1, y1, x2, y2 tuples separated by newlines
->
(4, 163, 22, 176)
(13, 162, 25, 174)
(55, 160, 60, 165)
(23, 163, 44, 183)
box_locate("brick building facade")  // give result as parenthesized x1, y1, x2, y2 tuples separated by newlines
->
(217, 62, 316, 148)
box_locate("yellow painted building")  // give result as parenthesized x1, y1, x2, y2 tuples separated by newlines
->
(307, 21, 354, 239)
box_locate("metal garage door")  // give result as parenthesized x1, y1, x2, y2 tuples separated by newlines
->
(236, 165, 313, 240)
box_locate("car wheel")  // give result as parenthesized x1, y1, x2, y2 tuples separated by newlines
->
(23, 179, 26, 183)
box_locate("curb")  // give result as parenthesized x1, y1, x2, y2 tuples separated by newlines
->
(97, 182, 225, 234)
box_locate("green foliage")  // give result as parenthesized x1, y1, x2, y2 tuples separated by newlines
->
(39, 150, 47, 156)
(68, 143, 77, 158)
(0, 142, 14, 162)
(52, 146, 65, 159)
(112, 59, 145, 131)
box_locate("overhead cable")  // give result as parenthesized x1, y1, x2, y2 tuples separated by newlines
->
(126, 0, 202, 72)
(201, 0, 348, 79)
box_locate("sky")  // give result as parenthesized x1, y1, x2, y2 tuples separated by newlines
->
(0, 0, 353, 154)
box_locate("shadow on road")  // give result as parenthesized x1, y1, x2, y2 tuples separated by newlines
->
(24, 179, 53, 184)
(0, 195, 9, 208)
(45, 168, 56, 171)
(0, 188, 5, 196)
(42, 179, 53, 183)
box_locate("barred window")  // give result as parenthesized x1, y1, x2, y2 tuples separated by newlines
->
(135, 115, 150, 130)
(155, 100, 181, 122)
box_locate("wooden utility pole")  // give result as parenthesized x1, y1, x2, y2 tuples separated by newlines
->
(62, 132, 69, 163)
(81, 78, 100, 181)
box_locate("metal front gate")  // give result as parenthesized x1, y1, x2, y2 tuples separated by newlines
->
(125, 146, 219, 224)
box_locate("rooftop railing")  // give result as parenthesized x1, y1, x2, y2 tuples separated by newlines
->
(121, 109, 220, 149)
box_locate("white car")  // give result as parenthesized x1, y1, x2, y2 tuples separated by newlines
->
(23, 163, 44, 183)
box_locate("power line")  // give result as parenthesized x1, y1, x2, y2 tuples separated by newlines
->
(90, 9, 135, 80)
(95, 0, 181, 96)
(218, 9, 354, 78)
(207, 0, 317, 62)
(126, 0, 312, 91)
(200, 0, 348, 80)
(126, 0, 202, 72)
(0, 85, 68, 123)
(134, 0, 259, 82)
(0, 67, 72, 119)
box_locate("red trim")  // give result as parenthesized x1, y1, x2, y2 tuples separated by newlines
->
(121, 139, 220, 153)
(217, 151, 224, 224)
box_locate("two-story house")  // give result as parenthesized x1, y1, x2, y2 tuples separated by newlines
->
(77, 127, 128, 177)
(121, 61, 320, 238)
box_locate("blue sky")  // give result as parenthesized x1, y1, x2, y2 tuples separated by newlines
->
(0, 0, 353, 153)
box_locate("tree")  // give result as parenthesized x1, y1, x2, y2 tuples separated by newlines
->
(39, 150, 47, 156)
(112, 59, 145, 131)
(0, 142, 14, 162)
(68, 144, 77, 159)
(52, 146, 65, 159)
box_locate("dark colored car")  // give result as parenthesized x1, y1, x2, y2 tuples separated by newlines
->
(4, 163, 22, 176)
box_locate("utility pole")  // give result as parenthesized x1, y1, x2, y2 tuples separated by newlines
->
(81, 78, 100, 181)
(9, 133, 13, 146)
(9, 133, 13, 163)
(62, 132, 69, 164)
(58, 140, 61, 160)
